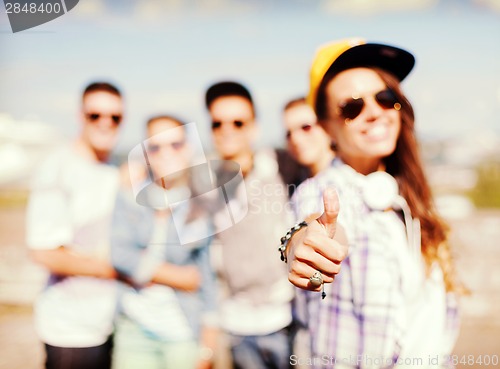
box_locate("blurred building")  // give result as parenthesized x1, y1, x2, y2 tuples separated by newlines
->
(421, 129, 500, 218)
(0, 113, 63, 189)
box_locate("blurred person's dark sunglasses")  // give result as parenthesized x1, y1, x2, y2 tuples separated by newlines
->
(86, 112, 123, 125)
(337, 89, 401, 123)
(147, 140, 186, 154)
(211, 120, 245, 130)
(286, 123, 315, 140)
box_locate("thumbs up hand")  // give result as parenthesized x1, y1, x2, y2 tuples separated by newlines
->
(317, 187, 340, 238)
(287, 188, 348, 291)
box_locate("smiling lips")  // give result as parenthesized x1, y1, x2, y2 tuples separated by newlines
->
(363, 124, 391, 141)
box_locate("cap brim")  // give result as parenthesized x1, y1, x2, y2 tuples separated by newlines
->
(327, 43, 415, 82)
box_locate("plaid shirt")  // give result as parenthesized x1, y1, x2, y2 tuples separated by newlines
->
(291, 159, 459, 369)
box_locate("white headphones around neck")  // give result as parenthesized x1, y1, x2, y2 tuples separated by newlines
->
(362, 171, 421, 256)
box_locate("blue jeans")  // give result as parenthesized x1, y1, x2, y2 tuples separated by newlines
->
(229, 327, 291, 369)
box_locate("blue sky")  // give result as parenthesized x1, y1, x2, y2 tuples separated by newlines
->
(0, 0, 499, 154)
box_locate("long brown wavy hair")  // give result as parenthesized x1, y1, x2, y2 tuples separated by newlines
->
(316, 67, 465, 293)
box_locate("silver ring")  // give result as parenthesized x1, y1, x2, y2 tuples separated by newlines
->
(309, 271, 323, 288)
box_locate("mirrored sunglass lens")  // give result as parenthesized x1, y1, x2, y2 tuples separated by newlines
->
(171, 141, 185, 150)
(301, 124, 313, 132)
(375, 90, 398, 109)
(341, 100, 364, 120)
(111, 115, 122, 125)
(148, 144, 160, 153)
(88, 113, 100, 121)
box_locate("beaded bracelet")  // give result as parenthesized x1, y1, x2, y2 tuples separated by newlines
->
(278, 221, 308, 263)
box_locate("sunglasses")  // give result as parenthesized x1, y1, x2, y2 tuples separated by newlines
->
(285, 123, 314, 140)
(86, 112, 123, 125)
(211, 120, 245, 130)
(337, 89, 401, 123)
(147, 140, 186, 154)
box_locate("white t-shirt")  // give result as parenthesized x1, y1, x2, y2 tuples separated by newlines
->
(26, 144, 119, 347)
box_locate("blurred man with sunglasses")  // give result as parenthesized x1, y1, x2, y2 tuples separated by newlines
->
(283, 97, 335, 177)
(205, 81, 297, 369)
(26, 81, 124, 369)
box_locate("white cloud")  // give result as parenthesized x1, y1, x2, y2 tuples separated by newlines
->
(74, 0, 106, 17)
(135, 0, 184, 22)
(322, 0, 438, 15)
(133, 0, 257, 23)
(474, 0, 500, 12)
(65, 0, 260, 28)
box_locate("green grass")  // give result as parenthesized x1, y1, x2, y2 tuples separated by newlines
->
(467, 161, 500, 208)
(0, 304, 33, 319)
(0, 190, 29, 208)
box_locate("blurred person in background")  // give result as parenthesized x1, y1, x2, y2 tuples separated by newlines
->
(26, 81, 125, 369)
(282, 97, 336, 366)
(204, 81, 295, 369)
(283, 97, 335, 178)
(285, 38, 465, 368)
(110, 115, 218, 369)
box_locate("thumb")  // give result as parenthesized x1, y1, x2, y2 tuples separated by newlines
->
(316, 187, 340, 238)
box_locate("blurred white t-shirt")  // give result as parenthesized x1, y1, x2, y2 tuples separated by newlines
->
(26, 144, 119, 347)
